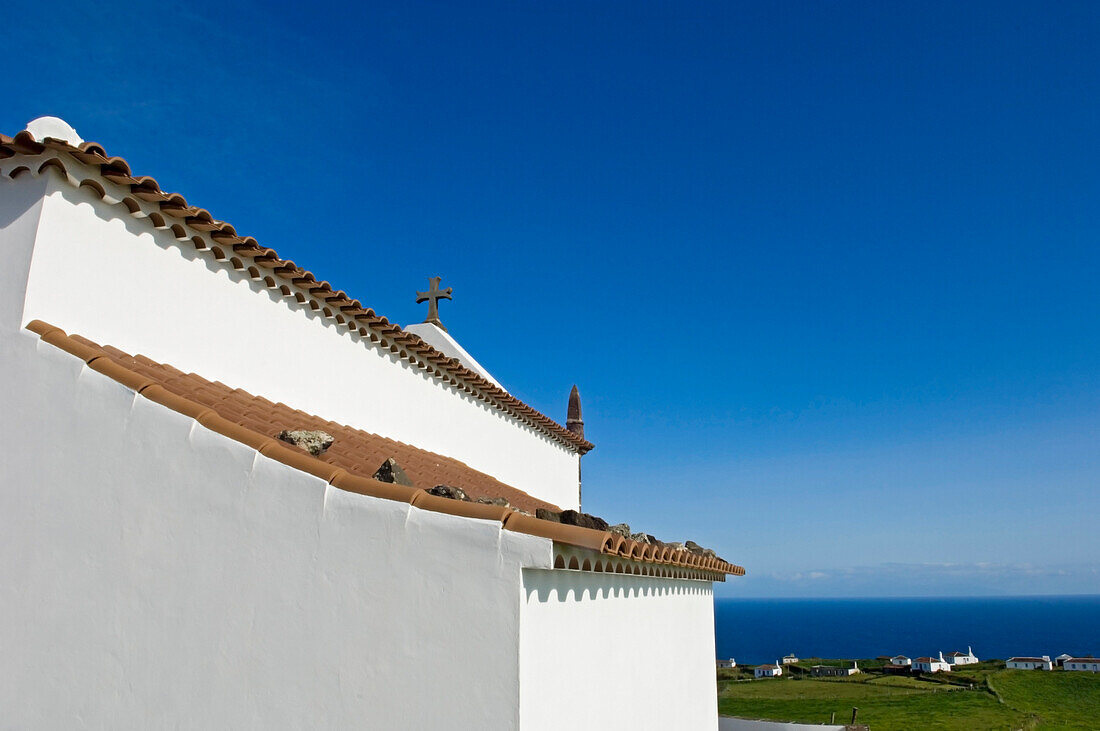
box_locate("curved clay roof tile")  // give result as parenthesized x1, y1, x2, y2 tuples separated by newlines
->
(11, 130, 45, 154)
(78, 178, 107, 198)
(99, 156, 132, 175)
(37, 158, 67, 175)
(130, 175, 160, 190)
(78, 141, 108, 155)
(41, 138, 79, 152)
(186, 215, 217, 231)
(605, 533, 626, 554)
(71, 149, 107, 165)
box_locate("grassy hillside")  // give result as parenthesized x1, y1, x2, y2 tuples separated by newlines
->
(718, 663, 1100, 730)
(990, 670, 1100, 729)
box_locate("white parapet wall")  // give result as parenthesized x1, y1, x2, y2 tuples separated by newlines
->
(0, 325, 555, 728)
(520, 568, 720, 731)
(0, 171, 46, 333)
(4, 167, 581, 510)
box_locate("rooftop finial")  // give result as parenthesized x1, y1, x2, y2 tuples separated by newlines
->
(416, 276, 453, 332)
(25, 116, 82, 146)
(567, 384, 584, 439)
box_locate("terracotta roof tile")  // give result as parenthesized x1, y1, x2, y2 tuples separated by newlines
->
(122, 347, 555, 512)
(25, 321, 744, 577)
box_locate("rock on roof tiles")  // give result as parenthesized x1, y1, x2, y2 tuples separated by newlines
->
(73, 330, 558, 514)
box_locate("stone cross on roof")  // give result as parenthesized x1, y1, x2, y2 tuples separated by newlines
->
(416, 276, 453, 331)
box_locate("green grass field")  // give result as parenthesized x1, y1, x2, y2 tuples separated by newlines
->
(718, 663, 1100, 730)
(990, 670, 1100, 729)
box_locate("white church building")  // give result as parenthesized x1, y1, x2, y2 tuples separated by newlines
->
(0, 118, 743, 729)
(945, 647, 979, 666)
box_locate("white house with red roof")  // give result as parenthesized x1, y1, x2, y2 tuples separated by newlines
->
(913, 653, 952, 673)
(755, 662, 783, 678)
(1064, 658, 1100, 672)
(1006, 656, 1053, 671)
(0, 118, 743, 729)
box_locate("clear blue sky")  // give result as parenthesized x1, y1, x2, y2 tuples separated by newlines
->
(6, 1, 1099, 597)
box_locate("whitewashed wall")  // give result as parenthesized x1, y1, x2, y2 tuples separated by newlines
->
(1, 162, 725, 730)
(0, 172, 46, 333)
(0, 326, 554, 728)
(520, 569, 719, 731)
(11, 170, 581, 509)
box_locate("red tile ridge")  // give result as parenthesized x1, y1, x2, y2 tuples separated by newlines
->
(3, 135, 592, 455)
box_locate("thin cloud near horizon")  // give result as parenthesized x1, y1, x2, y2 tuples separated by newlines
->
(722, 561, 1100, 598)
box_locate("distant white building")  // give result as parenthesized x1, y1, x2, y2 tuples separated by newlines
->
(912, 653, 951, 673)
(1006, 656, 1053, 671)
(717, 658, 737, 669)
(755, 663, 783, 678)
(1055, 653, 1073, 667)
(1064, 658, 1100, 673)
(890, 655, 912, 666)
(811, 662, 860, 677)
(945, 647, 979, 665)
(781, 654, 799, 665)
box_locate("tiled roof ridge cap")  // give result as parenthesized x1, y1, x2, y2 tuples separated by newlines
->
(1, 131, 592, 455)
(23, 320, 741, 577)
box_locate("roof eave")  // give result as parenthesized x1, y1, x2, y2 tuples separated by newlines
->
(1, 137, 593, 455)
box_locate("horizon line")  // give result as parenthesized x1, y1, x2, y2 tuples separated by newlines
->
(715, 592, 1100, 601)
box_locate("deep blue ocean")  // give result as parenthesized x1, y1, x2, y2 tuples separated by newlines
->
(715, 595, 1100, 665)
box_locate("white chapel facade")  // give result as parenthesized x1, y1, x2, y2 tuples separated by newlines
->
(0, 118, 743, 729)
